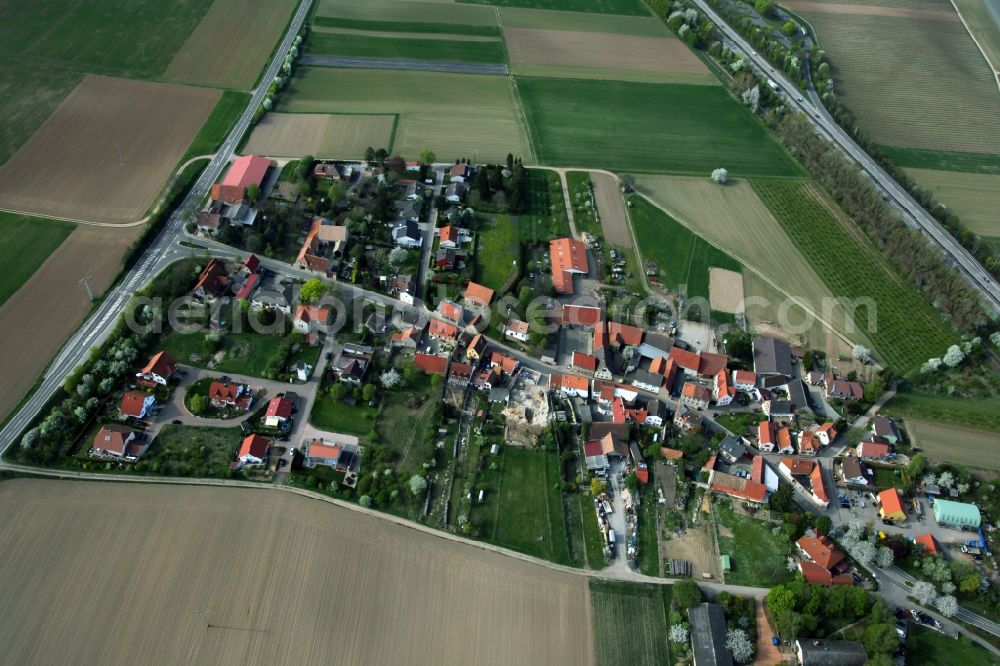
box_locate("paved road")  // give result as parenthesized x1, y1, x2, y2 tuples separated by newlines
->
(0, 0, 314, 457)
(691, 0, 1000, 314)
(301, 54, 508, 76)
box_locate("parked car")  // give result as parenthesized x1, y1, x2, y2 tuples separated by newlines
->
(171, 419, 182, 425)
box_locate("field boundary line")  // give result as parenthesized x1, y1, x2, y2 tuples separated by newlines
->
(496, 6, 537, 164)
(948, 0, 1000, 92)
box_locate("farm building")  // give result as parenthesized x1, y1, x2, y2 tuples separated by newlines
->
(220, 154, 272, 192)
(549, 237, 588, 295)
(878, 488, 906, 522)
(796, 639, 867, 666)
(932, 499, 981, 529)
(688, 603, 733, 666)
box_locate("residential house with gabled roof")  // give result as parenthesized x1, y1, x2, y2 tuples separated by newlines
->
(448, 362, 473, 387)
(711, 471, 767, 504)
(757, 420, 777, 452)
(236, 434, 270, 467)
(304, 436, 360, 472)
(878, 488, 906, 521)
(293, 305, 331, 335)
(719, 435, 747, 463)
(632, 369, 663, 393)
(550, 373, 590, 399)
(91, 424, 142, 459)
(797, 533, 847, 572)
(673, 404, 701, 433)
(713, 369, 735, 406)
(450, 163, 474, 182)
(762, 399, 794, 419)
(840, 457, 873, 486)
(504, 319, 530, 342)
(857, 438, 891, 459)
(437, 299, 463, 323)
(390, 273, 416, 305)
(731, 369, 756, 390)
(208, 382, 251, 410)
(606, 322, 643, 348)
(798, 426, 821, 456)
(438, 225, 461, 248)
(489, 352, 520, 375)
(445, 181, 467, 203)
(264, 397, 293, 427)
(810, 464, 830, 506)
(428, 319, 458, 341)
(549, 237, 588, 295)
(777, 427, 795, 454)
(391, 326, 422, 350)
(463, 281, 494, 308)
(573, 351, 598, 375)
(136, 351, 176, 386)
(466, 333, 488, 363)
(414, 353, 448, 376)
(825, 374, 864, 401)
(193, 258, 229, 299)
(119, 391, 155, 419)
(392, 220, 422, 248)
(296, 217, 349, 275)
(871, 416, 900, 444)
(817, 422, 838, 446)
(914, 532, 939, 555)
(679, 382, 711, 410)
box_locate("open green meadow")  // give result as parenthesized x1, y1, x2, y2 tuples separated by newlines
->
(0, 64, 81, 166)
(310, 395, 378, 437)
(279, 67, 530, 162)
(0, 213, 75, 308)
(313, 16, 502, 37)
(159, 331, 320, 379)
(307, 31, 507, 64)
(628, 196, 741, 300)
(716, 501, 793, 587)
(464, 0, 651, 16)
(589, 580, 673, 666)
(903, 168, 1000, 237)
(476, 215, 521, 291)
(0, 0, 213, 79)
(499, 6, 669, 34)
(517, 77, 800, 176)
(880, 145, 1000, 175)
(471, 447, 573, 565)
(750, 180, 954, 373)
(146, 425, 242, 477)
(316, 0, 499, 25)
(885, 392, 1000, 432)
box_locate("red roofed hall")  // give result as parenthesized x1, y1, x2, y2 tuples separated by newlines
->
(549, 237, 588, 295)
(415, 353, 449, 375)
(573, 352, 598, 373)
(562, 304, 601, 327)
(221, 154, 272, 190)
(463, 281, 494, 307)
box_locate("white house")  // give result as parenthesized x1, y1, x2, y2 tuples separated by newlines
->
(504, 319, 530, 342)
(136, 351, 176, 386)
(392, 220, 422, 248)
(713, 370, 735, 406)
(237, 434, 270, 467)
(732, 369, 756, 391)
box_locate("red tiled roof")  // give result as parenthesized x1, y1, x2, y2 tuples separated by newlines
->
(750, 455, 764, 483)
(797, 534, 845, 570)
(222, 154, 272, 189)
(611, 396, 626, 424)
(119, 391, 150, 417)
(234, 272, 260, 299)
(733, 369, 756, 385)
(698, 352, 728, 377)
(879, 488, 905, 517)
(265, 397, 292, 419)
(607, 322, 643, 347)
(650, 356, 668, 375)
(210, 183, 244, 204)
(439, 226, 456, 244)
(449, 362, 473, 380)
(782, 457, 815, 475)
(209, 382, 242, 402)
(308, 441, 342, 461)
(562, 304, 602, 327)
(858, 440, 891, 457)
(238, 434, 270, 460)
(557, 374, 590, 393)
(463, 281, 494, 306)
(437, 300, 463, 322)
(550, 238, 588, 294)
(194, 258, 228, 296)
(244, 254, 260, 272)
(758, 421, 776, 446)
(669, 347, 700, 373)
(583, 440, 604, 458)
(294, 304, 330, 326)
(661, 447, 684, 460)
(491, 353, 519, 375)
(92, 424, 135, 456)
(914, 532, 939, 554)
(810, 464, 829, 503)
(414, 353, 449, 375)
(573, 352, 598, 372)
(429, 319, 458, 339)
(777, 428, 793, 451)
(681, 382, 711, 402)
(798, 561, 853, 586)
(711, 473, 767, 503)
(140, 351, 176, 378)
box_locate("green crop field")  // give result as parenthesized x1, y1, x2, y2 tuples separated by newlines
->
(628, 195, 741, 300)
(471, 448, 573, 565)
(499, 7, 670, 35)
(0, 0, 213, 79)
(181, 91, 249, 163)
(904, 168, 1000, 237)
(279, 67, 530, 162)
(952, 0, 1000, 72)
(589, 580, 672, 666)
(463, 0, 651, 17)
(517, 77, 800, 176)
(750, 180, 955, 373)
(0, 213, 75, 308)
(316, 0, 499, 25)
(0, 64, 81, 166)
(879, 145, 1000, 175)
(799, 10, 1000, 153)
(307, 32, 506, 64)
(313, 16, 502, 37)
(885, 392, 1000, 432)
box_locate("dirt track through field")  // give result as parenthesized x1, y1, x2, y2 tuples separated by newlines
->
(590, 172, 632, 248)
(783, 1, 959, 20)
(0, 479, 595, 666)
(0, 76, 218, 224)
(244, 113, 395, 158)
(0, 225, 138, 423)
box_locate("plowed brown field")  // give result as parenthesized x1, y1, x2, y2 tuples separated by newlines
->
(0, 76, 218, 224)
(243, 113, 395, 158)
(0, 225, 138, 422)
(0, 480, 594, 666)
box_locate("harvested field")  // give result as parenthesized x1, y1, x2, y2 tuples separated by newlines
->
(165, 0, 300, 89)
(709, 268, 745, 314)
(799, 9, 1000, 152)
(504, 28, 715, 84)
(905, 419, 1000, 470)
(316, 0, 498, 25)
(0, 480, 594, 666)
(953, 0, 1000, 71)
(0, 225, 138, 423)
(280, 67, 530, 162)
(783, 1, 959, 20)
(0, 76, 219, 224)
(518, 78, 800, 175)
(243, 113, 396, 158)
(904, 168, 1000, 237)
(499, 7, 671, 35)
(591, 172, 632, 247)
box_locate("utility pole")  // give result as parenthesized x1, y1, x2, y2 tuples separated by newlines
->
(79, 275, 94, 302)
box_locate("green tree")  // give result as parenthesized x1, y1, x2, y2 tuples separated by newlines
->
(774, 608, 802, 639)
(907, 453, 927, 479)
(189, 393, 206, 415)
(769, 484, 794, 513)
(419, 148, 436, 165)
(329, 383, 347, 401)
(300, 278, 327, 303)
(365, 146, 375, 163)
(590, 478, 606, 496)
(673, 580, 703, 610)
(862, 624, 899, 657)
(815, 515, 833, 535)
(754, 0, 775, 16)
(959, 571, 981, 594)
(246, 182, 260, 203)
(361, 383, 375, 402)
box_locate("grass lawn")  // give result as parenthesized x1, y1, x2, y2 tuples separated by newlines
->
(180, 90, 249, 163)
(880, 145, 1000, 175)
(638, 488, 660, 576)
(313, 16, 501, 37)
(0, 0, 213, 79)
(517, 77, 801, 176)
(750, 179, 955, 374)
(871, 465, 905, 490)
(375, 374, 442, 475)
(566, 492, 607, 568)
(475, 215, 520, 292)
(462, 0, 652, 17)
(307, 31, 506, 64)
(316, 0, 499, 26)
(145, 424, 242, 477)
(475, 447, 573, 565)
(0, 213, 75, 307)
(521, 168, 571, 241)
(628, 195, 741, 299)
(589, 580, 672, 666)
(310, 393, 378, 437)
(715, 501, 794, 587)
(906, 625, 999, 665)
(160, 330, 317, 378)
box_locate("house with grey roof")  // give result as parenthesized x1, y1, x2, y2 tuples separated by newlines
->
(753, 337, 793, 376)
(689, 603, 733, 666)
(795, 639, 867, 666)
